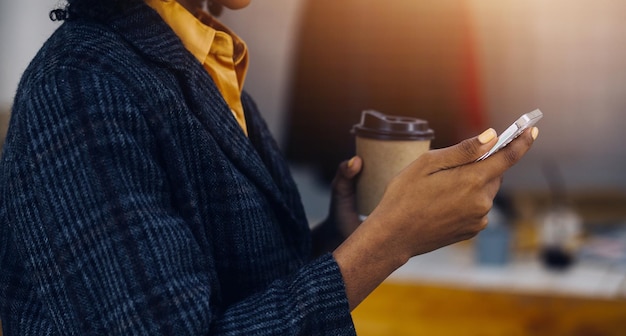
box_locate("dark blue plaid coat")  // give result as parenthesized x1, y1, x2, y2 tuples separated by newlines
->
(0, 3, 355, 335)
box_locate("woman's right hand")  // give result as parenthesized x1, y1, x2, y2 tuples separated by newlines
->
(333, 127, 538, 310)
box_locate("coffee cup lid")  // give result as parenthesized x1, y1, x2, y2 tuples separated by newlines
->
(352, 110, 435, 140)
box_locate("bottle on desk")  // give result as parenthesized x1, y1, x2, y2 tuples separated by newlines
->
(539, 205, 583, 270)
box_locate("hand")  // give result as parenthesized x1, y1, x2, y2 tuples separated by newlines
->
(334, 127, 538, 310)
(328, 156, 363, 239)
(312, 157, 363, 256)
(370, 127, 537, 259)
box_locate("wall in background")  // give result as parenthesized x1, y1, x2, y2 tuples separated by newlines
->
(220, 0, 306, 144)
(2, 0, 625, 192)
(470, 0, 626, 191)
(224, 0, 626, 192)
(0, 0, 57, 107)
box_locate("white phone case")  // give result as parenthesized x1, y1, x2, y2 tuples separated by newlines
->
(477, 109, 543, 161)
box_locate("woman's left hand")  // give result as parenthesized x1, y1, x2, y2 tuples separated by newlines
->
(312, 156, 363, 255)
(328, 156, 363, 238)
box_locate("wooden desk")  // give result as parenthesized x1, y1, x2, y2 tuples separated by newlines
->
(1, 277, 623, 336)
(353, 281, 626, 336)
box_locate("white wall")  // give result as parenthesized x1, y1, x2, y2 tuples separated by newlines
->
(219, 0, 306, 144)
(0, 0, 58, 107)
(2, 0, 625, 192)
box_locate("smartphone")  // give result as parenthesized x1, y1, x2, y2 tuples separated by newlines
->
(476, 109, 543, 161)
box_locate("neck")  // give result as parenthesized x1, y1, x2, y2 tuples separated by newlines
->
(177, 0, 206, 13)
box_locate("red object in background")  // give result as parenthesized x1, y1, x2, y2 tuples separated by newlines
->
(285, 0, 487, 181)
(458, 0, 487, 137)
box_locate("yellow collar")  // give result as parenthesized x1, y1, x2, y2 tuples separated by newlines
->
(145, 0, 248, 72)
(145, 0, 250, 135)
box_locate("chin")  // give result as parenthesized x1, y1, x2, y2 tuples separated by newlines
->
(218, 0, 252, 10)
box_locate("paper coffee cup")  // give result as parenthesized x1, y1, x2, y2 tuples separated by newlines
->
(352, 110, 434, 217)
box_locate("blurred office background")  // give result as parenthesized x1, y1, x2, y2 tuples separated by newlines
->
(219, 0, 626, 192)
(2, 0, 626, 335)
(3, 1, 626, 191)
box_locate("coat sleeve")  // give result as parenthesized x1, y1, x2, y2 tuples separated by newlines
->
(2, 66, 355, 335)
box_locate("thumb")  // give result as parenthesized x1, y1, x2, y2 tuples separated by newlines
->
(333, 156, 363, 193)
(332, 156, 362, 196)
(428, 128, 498, 170)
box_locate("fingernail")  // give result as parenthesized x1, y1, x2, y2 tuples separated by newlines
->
(531, 127, 539, 140)
(478, 128, 497, 144)
(347, 157, 356, 168)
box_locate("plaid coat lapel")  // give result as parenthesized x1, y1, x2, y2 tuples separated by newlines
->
(108, 3, 310, 253)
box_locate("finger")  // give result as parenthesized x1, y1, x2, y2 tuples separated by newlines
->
(426, 128, 498, 171)
(343, 156, 363, 179)
(332, 156, 362, 197)
(481, 127, 538, 178)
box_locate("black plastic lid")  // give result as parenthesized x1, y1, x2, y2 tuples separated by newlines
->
(352, 110, 435, 140)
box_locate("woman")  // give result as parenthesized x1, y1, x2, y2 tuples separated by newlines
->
(0, 0, 537, 334)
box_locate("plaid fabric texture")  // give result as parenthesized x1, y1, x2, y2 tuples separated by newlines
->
(0, 3, 355, 335)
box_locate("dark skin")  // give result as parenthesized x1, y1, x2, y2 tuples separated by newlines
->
(334, 128, 537, 309)
(175, 0, 540, 311)
(177, 0, 248, 14)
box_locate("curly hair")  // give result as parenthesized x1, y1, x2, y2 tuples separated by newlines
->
(50, 0, 143, 21)
(50, 0, 221, 21)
